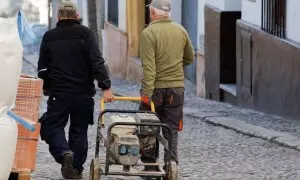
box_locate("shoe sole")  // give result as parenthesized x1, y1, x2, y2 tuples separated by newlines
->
(61, 154, 74, 179)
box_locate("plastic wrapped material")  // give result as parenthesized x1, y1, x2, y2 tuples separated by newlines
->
(0, 108, 18, 180)
(0, 14, 22, 179)
(17, 11, 37, 47)
(0, 15, 23, 111)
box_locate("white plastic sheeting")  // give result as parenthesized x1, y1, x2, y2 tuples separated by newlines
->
(17, 11, 37, 46)
(0, 108, 18, 180)
(0, 15, 23, 110)
(0, 15, 23, 179)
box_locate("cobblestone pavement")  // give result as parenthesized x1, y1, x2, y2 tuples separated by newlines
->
(23, 59, 300, 180)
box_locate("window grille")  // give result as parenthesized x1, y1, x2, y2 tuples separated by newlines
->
(261, 0, 286, 38)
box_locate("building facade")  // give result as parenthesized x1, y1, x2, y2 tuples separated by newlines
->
(100, 0, 300, 119)
(101, 0, 205, 94)
(100, 0, 215, 98)
(236, 0, 300, 119)
(204, 0, 242, 102)
(203, 0, 300, 119)
(101, 0, 157, 81)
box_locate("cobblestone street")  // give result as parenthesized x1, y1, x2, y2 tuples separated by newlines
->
(22, 60, 300, 180)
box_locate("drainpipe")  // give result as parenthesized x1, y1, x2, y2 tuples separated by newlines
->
(96, 0, 105, 51)
(48, 0, 51, 30)
(51, 0, 61, 29)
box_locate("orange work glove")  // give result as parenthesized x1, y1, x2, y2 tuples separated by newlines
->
(141, 94, 151, 107)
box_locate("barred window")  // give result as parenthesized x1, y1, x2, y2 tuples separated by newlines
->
(108, 0, 118, 26)
(262, 0, 286, 38)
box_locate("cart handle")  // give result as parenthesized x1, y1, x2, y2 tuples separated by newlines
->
(100, 96, 155, 125)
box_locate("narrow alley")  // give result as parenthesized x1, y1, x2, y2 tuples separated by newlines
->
(23, 59, 300, 180)
(2, 0, 300, 180)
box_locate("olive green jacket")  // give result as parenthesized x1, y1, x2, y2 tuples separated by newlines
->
(140, 18, 195, 96)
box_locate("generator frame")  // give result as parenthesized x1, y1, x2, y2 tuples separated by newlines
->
(89, 96, 177, 180)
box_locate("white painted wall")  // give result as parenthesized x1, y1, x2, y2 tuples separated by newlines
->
(38, 0, 48, 25)
(241, 0, 262, 27)
(82, 0, 89, 27)
(198, 0, 242, 53)
(171, 0, 182, 24)
(198, 0, 205, 54)
(206, 0, 241, 11)
(224, 0, 242, 11)
(104, 0, 108, 21)
(241, 0, 300, 43)
(206, 0, 225, 10)
(118, 0, 127, 32)
(286, 0, 300, 43)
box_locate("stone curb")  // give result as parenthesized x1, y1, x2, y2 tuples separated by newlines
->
(102, 81, 300, 152)
(203, 116, 300, 151)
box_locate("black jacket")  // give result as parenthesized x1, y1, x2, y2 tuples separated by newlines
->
(37, 20, 111, 97)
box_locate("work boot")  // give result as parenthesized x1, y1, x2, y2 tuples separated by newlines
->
(73, 169, 83, 179)
(144, 165, 159, 172)
(61, 151, 75, 179)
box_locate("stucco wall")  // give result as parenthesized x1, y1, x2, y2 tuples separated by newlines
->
(241, 0, 262, 27)
(286, 0, 300, 43)
(171, 0, 182, 24)
(241, 0, 300, 44)
(236, 20, 300, 119)
(198, 0, 205, 53)
(206, 0, 241, 11)
(118, 0, 127, 32)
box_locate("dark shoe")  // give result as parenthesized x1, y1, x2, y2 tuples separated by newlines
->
(144, 165, 159, 172)
(73, 169, 83, 179)
(61, 152, 75, 179)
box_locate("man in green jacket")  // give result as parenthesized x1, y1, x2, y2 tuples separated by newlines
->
(139, 0, 195, 170)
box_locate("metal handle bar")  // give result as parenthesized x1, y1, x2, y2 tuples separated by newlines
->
(100, 96, 155, 126)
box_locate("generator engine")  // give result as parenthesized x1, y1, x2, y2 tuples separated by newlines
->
(136, 113, 161, 136)
(135, 113, 161, 159)
(109, 114, 140, 166)
(108, 113, 161, 166)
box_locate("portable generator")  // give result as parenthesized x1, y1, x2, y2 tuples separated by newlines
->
(90, 96, 178, 180)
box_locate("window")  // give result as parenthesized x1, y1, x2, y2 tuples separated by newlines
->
(108, 0, 118, 26)
(145, 0, 151, 27)
(261, 0, 286, 38)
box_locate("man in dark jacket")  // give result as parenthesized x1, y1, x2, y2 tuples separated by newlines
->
(37, 1, 113, 179)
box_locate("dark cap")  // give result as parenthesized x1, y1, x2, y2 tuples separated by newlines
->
(58, 1, 78, 18)
(147, 0, 171, 12)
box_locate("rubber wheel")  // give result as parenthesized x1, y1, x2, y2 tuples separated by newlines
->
(165, 161, 178, 180)
(144, 177, 162, 180)
(90, 159, 101, 180)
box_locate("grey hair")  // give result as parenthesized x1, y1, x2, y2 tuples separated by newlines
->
(150, 6, 171, 18)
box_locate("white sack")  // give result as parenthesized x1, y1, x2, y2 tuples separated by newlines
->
(0, 107, 18, 180)
(0, 16, 23, 110)
(0, 15, 22, 179)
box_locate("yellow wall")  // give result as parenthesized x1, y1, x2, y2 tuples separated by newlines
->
(126, 0, 146, 57)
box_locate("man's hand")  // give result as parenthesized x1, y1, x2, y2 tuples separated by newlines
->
(43, 89, 50, 96)
(141, 94, 151, 107)
(103, 88, 114, 102)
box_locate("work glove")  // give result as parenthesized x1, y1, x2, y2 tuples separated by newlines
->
(141, 94, 151, 107)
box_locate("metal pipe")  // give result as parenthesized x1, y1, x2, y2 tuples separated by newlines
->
(261, 0, 264, 30)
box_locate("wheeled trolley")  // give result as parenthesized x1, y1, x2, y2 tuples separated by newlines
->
(90, 96, 178, 180)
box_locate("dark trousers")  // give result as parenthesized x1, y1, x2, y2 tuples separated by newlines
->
(40, 93, 94, 171)
(139, 87, 184, 164)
